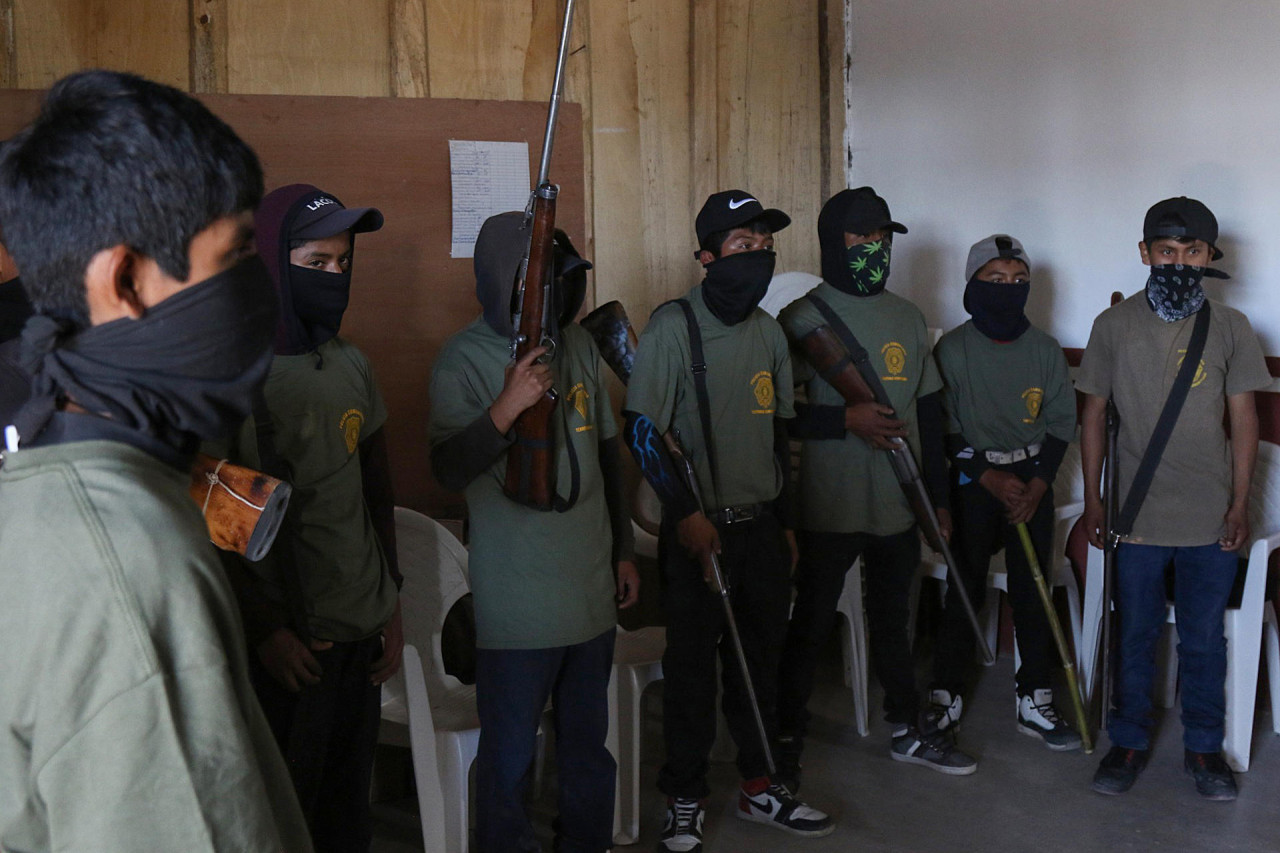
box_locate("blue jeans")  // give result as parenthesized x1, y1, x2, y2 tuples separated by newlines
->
(475, 628, 616, 853)
(1108, 542, 1239, 753)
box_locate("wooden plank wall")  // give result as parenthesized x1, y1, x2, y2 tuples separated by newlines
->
(0, 0, 845, 514)
(1, 0, 843, 324)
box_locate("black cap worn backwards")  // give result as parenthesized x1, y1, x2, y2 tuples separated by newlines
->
(1143, 196, 1223, 261)
(695, 190, 791, 250)
(289, 188, 384, 241)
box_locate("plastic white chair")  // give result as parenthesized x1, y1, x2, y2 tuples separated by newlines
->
(1081, 440, 1280, 771)
(380, 644, 448, 853)
(834, 561, 871, 736)
(608, 626, 665, 845)
(392, 506, 481, 853)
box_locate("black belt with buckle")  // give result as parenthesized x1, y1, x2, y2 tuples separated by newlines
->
(712, 503, 768, 525)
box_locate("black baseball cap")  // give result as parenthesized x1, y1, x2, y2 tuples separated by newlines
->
(695, 190, 791, 249)
(838, 186, 907, 236)
(289, 188, 384, 240)
(1143, 196, 1223, 261)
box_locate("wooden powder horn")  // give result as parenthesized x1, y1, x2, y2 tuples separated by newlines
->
(189, 452, 292, 562)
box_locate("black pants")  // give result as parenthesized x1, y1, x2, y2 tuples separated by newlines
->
(251, 634, 383, 853)
(932, 459, 1055, 696)
(657, 510, 791, 799)
(778, 527, 921, 737)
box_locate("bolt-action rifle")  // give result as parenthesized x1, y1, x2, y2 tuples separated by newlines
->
(503, 0, 578, 510)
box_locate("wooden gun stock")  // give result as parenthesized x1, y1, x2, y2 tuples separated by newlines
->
(503, 186, 561, 510)
(189, 453, 292, 562)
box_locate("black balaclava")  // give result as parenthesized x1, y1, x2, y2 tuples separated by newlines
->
(965, 277, 1031, 341)
(12, 255, 277, 461)
(0, 277, 32, 344)
(818, 188, 903, 296)
(701, 249, 776, 325)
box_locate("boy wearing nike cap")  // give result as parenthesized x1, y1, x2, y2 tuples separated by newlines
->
(928, 234, 1080, 750)
(218, 184, 402, 851)
(1078, 196, 1269, 800)
(625, 190, 834, 851)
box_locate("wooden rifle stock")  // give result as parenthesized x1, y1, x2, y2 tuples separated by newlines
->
(797, 324, 994, 662)
(503, 187, 560, 510)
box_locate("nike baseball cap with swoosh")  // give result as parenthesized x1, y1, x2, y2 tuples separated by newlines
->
(695, 189, 791, 249)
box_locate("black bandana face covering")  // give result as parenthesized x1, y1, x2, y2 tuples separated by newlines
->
(701, 249, 776, 325)
(13, 255, 278, 453)
(288, 265, 351, 348)
(1145, 264, 1206, 323)
(964, 277, 1031, 341)
(844, 240, 891, 296)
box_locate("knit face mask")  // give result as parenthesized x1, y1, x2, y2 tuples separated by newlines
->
(845, 239, 891, 296)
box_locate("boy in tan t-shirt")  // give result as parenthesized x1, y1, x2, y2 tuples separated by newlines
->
(1077, 196, 1270, 800)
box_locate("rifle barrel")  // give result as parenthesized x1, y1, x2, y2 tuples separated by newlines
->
(537, 0, 576, 187)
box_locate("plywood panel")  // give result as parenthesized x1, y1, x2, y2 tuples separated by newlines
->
(227, 0, 390, 96)
(425, 0, 533, 100)
(0, 90, 582, 518)
(718, 0, 822, 278)
(12, 0, 187, 89)
(190, 0, 229, 93)
(390, 0, 429, 97)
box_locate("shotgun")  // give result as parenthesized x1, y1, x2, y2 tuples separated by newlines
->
(503, 0, 577, 510)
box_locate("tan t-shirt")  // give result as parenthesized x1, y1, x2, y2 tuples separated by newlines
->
(1076, 293, 1270, 546)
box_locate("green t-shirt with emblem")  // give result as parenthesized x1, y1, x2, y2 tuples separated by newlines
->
(778, 282, 942, 535)
(229, 337, 397, 642)
(429, 319, 618, 651)
(1076, 293, 1271, 546)
(624, 285, 795, 512)
(934, 321, 1076, 461)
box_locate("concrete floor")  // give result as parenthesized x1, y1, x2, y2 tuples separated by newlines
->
(371, 636, 1280, 853)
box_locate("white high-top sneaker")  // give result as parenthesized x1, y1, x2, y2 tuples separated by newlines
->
(1017, 688, 1083, 751)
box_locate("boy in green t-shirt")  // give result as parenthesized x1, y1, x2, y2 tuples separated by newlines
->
(624, 191, 834, 851)
(929, 234, 1080, 750)
(429, 212, 638, 852)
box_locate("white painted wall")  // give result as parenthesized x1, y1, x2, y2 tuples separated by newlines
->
(844, 0, 1280, 351)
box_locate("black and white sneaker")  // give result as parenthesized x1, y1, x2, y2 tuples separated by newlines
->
(1017, 689, 1083, 751)
(925, 688, 964, 732)
(736, 779, 835, 837)
(891, 725, 978, 775)
(657, 797, 704, 852)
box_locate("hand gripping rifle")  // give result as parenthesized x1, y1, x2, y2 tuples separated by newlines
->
(581, 299, 777, 776)
(503, 0, 577, 510)
(797, 324, 994, 663)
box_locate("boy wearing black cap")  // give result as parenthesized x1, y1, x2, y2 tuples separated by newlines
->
(0, 71, 310, 851)
(1079, 196, 1269, 800)
(775, 187, 973, 781)
(430, 212, 638, 852)
(218, 184, 402, 851)
(625, 190, 834, 851)
(929, 234, 1080, 749)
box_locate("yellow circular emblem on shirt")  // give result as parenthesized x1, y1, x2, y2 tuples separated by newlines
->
(1022, 387, 1044, 423)
(1176, 351, 1209, 388)
(882, 342, 907, 376)
(568, 383, 590, 420)
(751, 371, 775, 411)
(340, 408, 365, 454)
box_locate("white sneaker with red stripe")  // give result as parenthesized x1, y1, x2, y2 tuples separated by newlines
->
(735, 778, 835, 837)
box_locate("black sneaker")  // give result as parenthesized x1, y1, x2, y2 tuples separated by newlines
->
(773, 734, 804, 794)
(1091, 746, 1150, 795)
(1184, 750, 1238, 801)
(890, 725, 977, 775)
(1017, 688, 1083, 751)
(736, 780, 835, 837)
(657, 797, 704, 852)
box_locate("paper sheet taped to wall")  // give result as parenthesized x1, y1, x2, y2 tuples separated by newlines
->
(449, 140, 531, 258)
